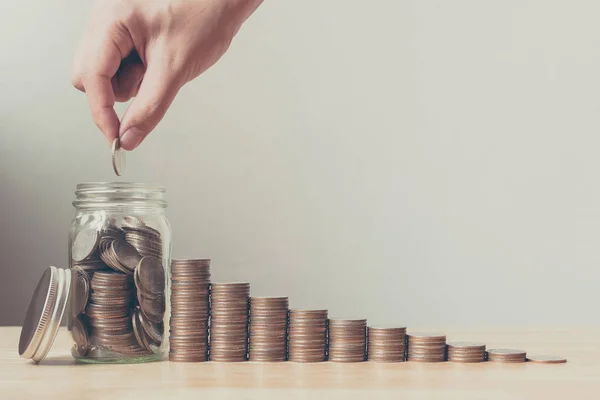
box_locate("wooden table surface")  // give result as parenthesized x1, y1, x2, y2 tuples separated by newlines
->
(1, 326, 598, 399)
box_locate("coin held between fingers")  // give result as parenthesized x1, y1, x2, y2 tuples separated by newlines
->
(112, 138, 126, 176)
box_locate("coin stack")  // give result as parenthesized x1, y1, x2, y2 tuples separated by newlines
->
(367, 326, 407, 362)
(86, 271, 148, 356)
(287, 310, 328, 363)
(407, 333, 447, 362)
(526, 355, 567, 364)
(248, 297, 289, 362)
(447, 342, 486, 363)
(169, 259, 211, 362)
(327, 319, 367, 362)
(209, 283, 250, 362)
(487, 348, 527, 363)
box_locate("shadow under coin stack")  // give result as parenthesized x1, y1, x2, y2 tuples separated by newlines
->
(487, 348, 527, 363)
(327, 319, 367, 362)
(209, 283, 250, 362)
(287, 310, 328, 363)
(367, 326, 407, 362)
(447, 342, 486, 363)
(248, 297, 289, 362)
(407, 333, 446, 362)
(86, 271, 147, 356)
(169, 259, 211, 362)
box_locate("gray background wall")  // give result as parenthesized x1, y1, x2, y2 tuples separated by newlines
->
(1, 0, 599, 327)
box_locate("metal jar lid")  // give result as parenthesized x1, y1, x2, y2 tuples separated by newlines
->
(18, 266, 71, 363)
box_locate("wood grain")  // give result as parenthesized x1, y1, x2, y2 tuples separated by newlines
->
(1, 327, 599, 399)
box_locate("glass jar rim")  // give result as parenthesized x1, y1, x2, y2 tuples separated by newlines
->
(75, 182, 165, 193)
(73, 182, 167, 209)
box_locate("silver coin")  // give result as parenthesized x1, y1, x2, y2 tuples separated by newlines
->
(111, 137, 126, 176)
(112, 239, 141, 272)
(132, 309, 152, 351)
(139, 312, 163, 344)
(70, 267, 90, 317)
(138, 292, 165, 324)
(70, 316, 89, 356)
(72, 228, 100, 263)
(135, 256, 165, 295)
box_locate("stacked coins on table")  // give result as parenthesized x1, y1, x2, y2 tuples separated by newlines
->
(487, 348, 527, 363)
(526, 355, 567, 364)
(287, 310, 328, 363)
(327, 319, 367, 362)
(209, 283, 250, 362)
(447, 342, 486, 363)
(407, 333, 446, 362)
(169, 259, 211, 362)
(367, 326, 407, 362)
(248, 297, 289, 362)
(86, 271, 148, 356)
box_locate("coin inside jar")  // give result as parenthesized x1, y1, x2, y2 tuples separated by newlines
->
(132, 309, 153, 351)
(70, 316, 90, 357)
(135, 256, 165, 295)
(70, 267, 90, 317)
(71, 228, 99, 262)
(139, 311, 163, 344)
(138, 292, 165, 324)
(112, 239, 142, 272)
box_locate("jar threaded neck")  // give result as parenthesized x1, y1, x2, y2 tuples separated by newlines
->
(73, 182, 167, 209)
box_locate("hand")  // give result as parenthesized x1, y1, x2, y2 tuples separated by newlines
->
(72, 0, 262, 150)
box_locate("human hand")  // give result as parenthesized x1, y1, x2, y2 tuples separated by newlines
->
(72, 0, 262, 150)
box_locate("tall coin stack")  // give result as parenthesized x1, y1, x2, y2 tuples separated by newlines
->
(487, 348, 527, 363)
(447, 342, 486, 363)
(367, 326, 407, 362)
(248, 297, 289, 362)
(87, 271, 148, 356)
(169, 259, 211, 362)
(407, 333, 447, 362)
(287, 310, 328, 363)
(209, 283, 250, 362)
(327, 319, 367, 362)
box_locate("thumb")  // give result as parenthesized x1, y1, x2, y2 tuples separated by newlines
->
(119, 62, 183, 150)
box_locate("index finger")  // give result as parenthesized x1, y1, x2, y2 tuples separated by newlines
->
(82, 73, 120, 145)
(81, 23, 134, 145)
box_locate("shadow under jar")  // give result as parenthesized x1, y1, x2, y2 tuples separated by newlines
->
(67, 182, 171, 363)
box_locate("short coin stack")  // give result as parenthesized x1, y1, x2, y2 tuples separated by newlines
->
(327, 319, 367, 362)
(248, 297, 289, 362)
(447, 342, 486, 363)
(86, 271, 148, 356)
(209, 283, 250, 362)
(367, 326, 407, 362)
(487, 348, 527, 363)
(169, 259, 211, 362)
(526, 355, 567, 364)
(407, 333, 446, 362)
(287, 310, 328, 363)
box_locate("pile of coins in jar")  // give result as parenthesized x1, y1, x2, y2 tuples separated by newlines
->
(69, 216, 166, 360)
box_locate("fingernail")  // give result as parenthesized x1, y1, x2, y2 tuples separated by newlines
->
(120, 128, 145, 150)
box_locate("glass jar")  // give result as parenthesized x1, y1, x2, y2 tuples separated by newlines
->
(66, 182, 171, 363)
